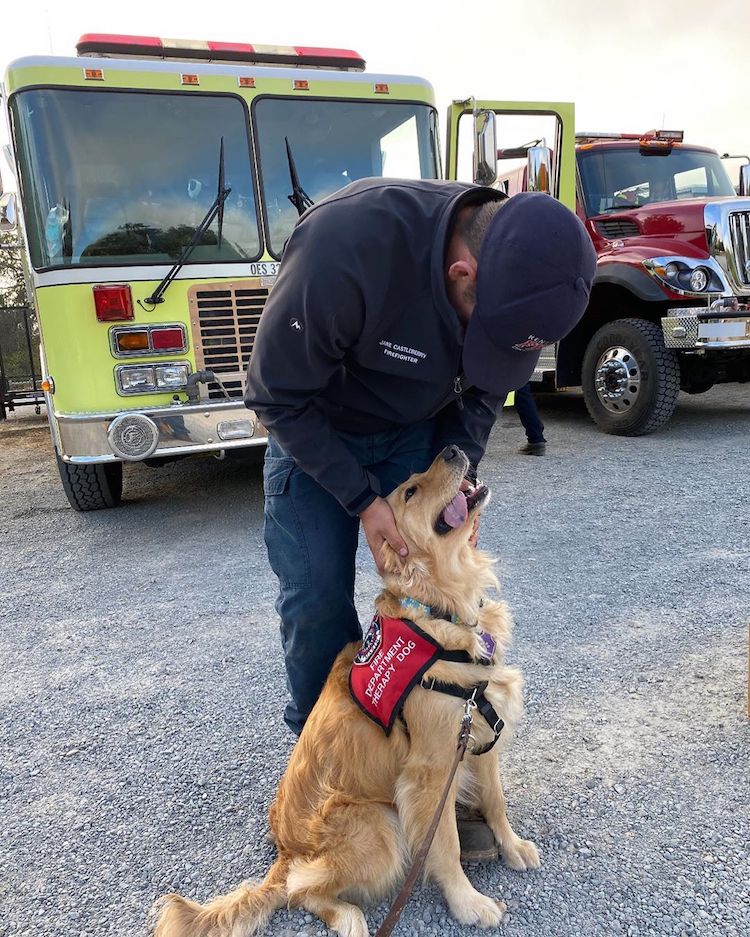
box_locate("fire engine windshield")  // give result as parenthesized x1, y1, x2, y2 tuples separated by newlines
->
(578, 146, 736, 216)
(11, 89, 261, 269)
(253, 98, 440, 257)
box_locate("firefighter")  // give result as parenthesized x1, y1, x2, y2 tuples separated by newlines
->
(244, 179, 595, 857)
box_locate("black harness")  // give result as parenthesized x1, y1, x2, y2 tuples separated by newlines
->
(418, 673, 504, 756)
(398, 623, 505, 756)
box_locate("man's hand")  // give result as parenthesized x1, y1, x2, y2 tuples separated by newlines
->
(359, 497, 408, 573)
(461, 477, 481, 548)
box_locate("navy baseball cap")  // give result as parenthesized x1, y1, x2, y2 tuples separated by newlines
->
(463, 192, 597, 396)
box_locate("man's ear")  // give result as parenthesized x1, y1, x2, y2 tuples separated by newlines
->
(446, 258, 477, 286)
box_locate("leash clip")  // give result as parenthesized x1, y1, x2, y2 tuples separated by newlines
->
(458, 689, 477, 755)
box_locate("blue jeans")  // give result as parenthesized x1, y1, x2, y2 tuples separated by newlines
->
(262, 422, 436, 735)
(514, 382, 546, 444)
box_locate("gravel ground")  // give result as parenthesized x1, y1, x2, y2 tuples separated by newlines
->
(1, 388, 749, 937)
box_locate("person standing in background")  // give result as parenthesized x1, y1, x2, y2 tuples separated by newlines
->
(515, 382, 546, 455)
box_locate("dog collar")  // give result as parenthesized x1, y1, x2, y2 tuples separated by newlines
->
(400, 596, 460, 623)
(399, 597, 495, 660)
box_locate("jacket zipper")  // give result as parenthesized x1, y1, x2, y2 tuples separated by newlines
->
(454, 375, 464, 410)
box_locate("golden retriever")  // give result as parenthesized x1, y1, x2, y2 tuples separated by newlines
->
(153, 445, 539, 937)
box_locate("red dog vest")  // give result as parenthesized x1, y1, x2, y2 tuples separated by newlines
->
(349, 615, 442, 733)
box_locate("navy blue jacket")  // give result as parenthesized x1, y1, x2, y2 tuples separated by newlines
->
(244, 178, 505, 514)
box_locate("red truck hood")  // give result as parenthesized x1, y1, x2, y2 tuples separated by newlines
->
(588, 196, 733, 261)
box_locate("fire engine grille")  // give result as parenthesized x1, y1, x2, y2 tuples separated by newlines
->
(188, 281, 270, 400)
(729, 211, 750, 287)
(595, 219, 640, 239)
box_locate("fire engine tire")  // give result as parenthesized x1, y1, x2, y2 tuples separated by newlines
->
(581, 318, 681, 436)
(56, 455, 123, 511)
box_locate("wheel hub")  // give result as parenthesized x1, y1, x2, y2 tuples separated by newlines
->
(594, 346, 642, 414)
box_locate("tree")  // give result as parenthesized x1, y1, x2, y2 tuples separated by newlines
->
(0, 229, 29, 308)
(1, 229, 39, 389)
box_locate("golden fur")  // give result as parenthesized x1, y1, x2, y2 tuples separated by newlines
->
(153, 448, 539, 937)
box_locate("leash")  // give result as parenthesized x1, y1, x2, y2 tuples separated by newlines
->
(373, 695, 476, 937)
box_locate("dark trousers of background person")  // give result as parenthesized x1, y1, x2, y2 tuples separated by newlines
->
(262, 422, 435, 736)
(514, 382, 545, 444)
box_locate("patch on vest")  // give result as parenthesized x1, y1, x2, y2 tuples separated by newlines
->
(349, 615, 442, 734)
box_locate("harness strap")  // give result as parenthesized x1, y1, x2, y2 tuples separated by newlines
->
(420, 677, 504, 755)
(439, 648, 493, 666)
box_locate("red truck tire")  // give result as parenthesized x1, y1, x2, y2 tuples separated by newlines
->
(581, 318, 681, 436)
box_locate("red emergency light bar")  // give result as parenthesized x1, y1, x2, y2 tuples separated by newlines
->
(576, 130, 684, 145)
(76, 34, 366, 71)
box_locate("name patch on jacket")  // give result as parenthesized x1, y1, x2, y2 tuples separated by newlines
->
(349, 615, 441, 733)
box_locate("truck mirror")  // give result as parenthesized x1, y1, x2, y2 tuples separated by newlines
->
(473, 110, 497, 186)
(527, 145, 553, 194)
(0, 192, 17, 232)
(740, 164, 750, 197)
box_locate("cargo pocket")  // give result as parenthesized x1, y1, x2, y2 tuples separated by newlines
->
(263, 457, 296, 496)
(262, 456, 310, 588)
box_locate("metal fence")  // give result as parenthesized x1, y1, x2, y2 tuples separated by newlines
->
(0, 304, 43, 420)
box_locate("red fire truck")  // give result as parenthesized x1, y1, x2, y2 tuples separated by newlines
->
(497, 130, 750, 435)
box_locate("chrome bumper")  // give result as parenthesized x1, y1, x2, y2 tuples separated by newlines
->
(53, 400, 267, 463)
(662, 310, 750, 350)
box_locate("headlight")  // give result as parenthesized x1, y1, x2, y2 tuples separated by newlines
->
(643, 257, 728, 296)
(156, 365, 190, 389)
(116, 362, 191, 395)
(118, 365, 156, 394)
(688, 267, 710, 292)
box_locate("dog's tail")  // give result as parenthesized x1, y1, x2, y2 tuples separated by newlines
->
(151, 857, 289, 937)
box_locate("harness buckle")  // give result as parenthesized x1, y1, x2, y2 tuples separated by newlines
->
(422, 675, 436, 691)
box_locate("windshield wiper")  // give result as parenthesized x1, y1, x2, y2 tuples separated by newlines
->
(285, 137, 314, 217)
(143, 138, 232, 306)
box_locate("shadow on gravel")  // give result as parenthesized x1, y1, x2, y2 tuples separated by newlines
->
(118, 450, 266, 525)
(528, 386, 750, 439)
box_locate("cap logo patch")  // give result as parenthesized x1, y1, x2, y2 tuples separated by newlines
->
(512, 335, 548, 352)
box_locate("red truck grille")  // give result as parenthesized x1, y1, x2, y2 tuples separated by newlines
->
(729, 212, 750, 287)
(595, 218, 640, 239)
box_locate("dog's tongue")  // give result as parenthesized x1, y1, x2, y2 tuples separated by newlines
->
(442, 492, 468, 529)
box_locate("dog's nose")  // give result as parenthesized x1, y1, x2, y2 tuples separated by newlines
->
(441, 445, 461, 463)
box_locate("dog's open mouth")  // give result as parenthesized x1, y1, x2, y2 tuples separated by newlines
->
(434, 485, 489, 534)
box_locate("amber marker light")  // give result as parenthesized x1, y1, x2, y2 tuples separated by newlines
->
(181, 74, 200, 85)
(116, 331, 149, 352)
(293, 79, 310, 91)
(83, 68, 105, 80)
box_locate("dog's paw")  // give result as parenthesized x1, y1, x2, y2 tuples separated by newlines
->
(501, 836, 540, 871)
(449, 890, 506, 928)
(330, 904, 370, 937)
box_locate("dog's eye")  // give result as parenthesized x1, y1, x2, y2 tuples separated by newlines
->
(404, 486, 417, 502)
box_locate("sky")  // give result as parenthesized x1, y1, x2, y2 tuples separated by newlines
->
(2, 0, 749, 190)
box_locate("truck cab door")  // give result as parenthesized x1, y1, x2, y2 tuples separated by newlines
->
(445, 99, 576, 210)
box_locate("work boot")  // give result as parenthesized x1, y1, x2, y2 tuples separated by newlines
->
(456, 804, 498, 863)
(519, 441, 546, 456)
